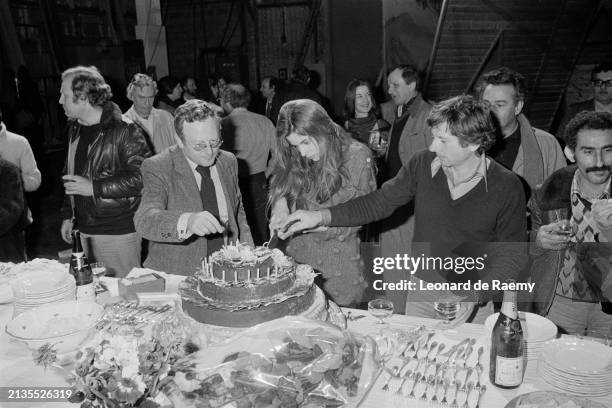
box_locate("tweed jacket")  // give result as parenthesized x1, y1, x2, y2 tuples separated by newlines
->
(134, 146, 253, 276)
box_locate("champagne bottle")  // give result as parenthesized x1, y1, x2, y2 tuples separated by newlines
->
(70, 230, 95, 301)
(489, 280, 524, 388)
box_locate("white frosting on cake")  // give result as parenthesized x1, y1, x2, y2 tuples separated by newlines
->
(208, 241, 292, 268)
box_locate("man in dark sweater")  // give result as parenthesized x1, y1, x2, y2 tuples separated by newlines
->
(280, 95, 528, 322)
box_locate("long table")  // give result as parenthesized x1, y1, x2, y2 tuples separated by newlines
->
(1, 303, 611, 408)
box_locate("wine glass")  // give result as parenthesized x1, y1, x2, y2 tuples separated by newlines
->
(90, 262, 107, 293)
(434, 299, 461, 326)
(368, 299, 394, 324)
(549, 208, 576, 237)
(369, 135, 388, 158)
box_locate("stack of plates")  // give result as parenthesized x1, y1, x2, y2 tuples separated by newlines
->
(484, 311, 557, 360)
(538, 338, 612, 397)
(11, 270, 76, 317)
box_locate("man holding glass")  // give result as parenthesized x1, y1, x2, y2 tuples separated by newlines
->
(59, 66, 151, 278)
(279, 95, 528, 323)
(530, 110, 612, 335)
(134, 99, 253, 276)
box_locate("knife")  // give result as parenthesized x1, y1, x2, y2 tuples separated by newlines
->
(267, 220, 298, 251)
(267, 230, 282, 250)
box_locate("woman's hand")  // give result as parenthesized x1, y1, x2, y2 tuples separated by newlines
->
(269, 198, 290, 236)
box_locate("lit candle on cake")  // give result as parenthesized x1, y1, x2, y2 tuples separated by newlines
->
(248, 269, 251, 281)
(234, 271, 238, 283)
(257, 268, 260, 279)
(222, 270, 226, 281)
(267, 268, 270, 278)
(222, 219, 229, 246)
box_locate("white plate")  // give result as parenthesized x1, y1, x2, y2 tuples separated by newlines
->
(505, 391, 608, 408)
(5, 301, 103, 354)
(541, 338, 612, 374)
(11, 270, 73, 296)
(484, 311, 557, 343)
(538, 363, 612, 397)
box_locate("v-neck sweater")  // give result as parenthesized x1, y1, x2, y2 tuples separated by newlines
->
(329, 150, 528, 296)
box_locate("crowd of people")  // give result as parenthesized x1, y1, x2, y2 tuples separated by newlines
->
(2, 61, 612, 338)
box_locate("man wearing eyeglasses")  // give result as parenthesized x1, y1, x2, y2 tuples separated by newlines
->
(558, 63, 612, 142)
(134, 99, 253, 276)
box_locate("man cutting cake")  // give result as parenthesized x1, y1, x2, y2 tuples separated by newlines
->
(279, 95, 529, 322)
(134, 99, 253, 276)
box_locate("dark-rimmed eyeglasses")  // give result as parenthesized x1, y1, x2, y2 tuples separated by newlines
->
(591, 79, 612, 88)
(189, 139, 223, 151)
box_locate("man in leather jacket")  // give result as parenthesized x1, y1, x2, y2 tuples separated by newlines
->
(59, 66, 152, 278)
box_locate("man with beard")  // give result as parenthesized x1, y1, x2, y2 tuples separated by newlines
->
(530, 111, 612, 335)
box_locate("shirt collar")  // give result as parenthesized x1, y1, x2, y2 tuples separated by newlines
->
(572, 169, 611, 203)
(397, 94, 420, 118)
(183, 151, 217, 172)
(128, 105, 158, 121)
(431, 154, 490, 191)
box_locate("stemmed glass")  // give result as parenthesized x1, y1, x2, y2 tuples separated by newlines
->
(549, 208, 577, 237)
(369, 131, 388, 158)
(434, 299, 461, 327)
(368, 299, 394, 324)
(90, 262, 107, 293)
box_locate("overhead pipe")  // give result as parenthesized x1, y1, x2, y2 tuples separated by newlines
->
(423, 0, 450, 99)
(464, 28, 505, 94)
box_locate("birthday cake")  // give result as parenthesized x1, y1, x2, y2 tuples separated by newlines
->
(180, 243, 322, 327)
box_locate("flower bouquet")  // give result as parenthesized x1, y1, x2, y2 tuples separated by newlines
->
(34, 309, 205, 408)
(168, 317, 380, 408)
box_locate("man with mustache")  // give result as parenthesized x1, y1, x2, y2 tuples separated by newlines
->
(530, 110, 612, 335)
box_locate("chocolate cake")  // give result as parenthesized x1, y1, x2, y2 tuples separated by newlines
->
(180, 242, 321, 327)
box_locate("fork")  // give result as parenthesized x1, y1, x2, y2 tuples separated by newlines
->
(475, 346, 484, 371)
(429, 342, 445, 361)
(395, 369, 412, 395)
(408, 373, 423, 398)
(381, 365, 398, 391)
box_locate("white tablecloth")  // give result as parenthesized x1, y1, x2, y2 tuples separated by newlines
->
(1, 302, 611, 408)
